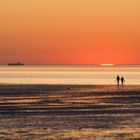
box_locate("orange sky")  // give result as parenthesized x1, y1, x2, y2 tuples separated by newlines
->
(0, 0, 140, 64)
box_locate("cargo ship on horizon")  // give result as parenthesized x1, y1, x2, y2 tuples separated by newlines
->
(8, 62, 24, 66)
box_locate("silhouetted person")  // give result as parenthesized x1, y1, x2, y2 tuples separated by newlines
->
(116, 75, 120, 85)
(121, 76, 125, 85)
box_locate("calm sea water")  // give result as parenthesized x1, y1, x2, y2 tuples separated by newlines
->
(0, 65, 140, 85)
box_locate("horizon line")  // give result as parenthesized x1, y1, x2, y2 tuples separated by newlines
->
(0, 64, 140, 66)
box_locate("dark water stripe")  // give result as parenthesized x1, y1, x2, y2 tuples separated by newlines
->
(0, 109, 140, 116)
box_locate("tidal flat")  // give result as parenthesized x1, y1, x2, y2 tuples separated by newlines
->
(0, 85, 139, 140)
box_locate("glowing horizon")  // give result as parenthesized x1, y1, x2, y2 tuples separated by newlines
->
(100, 64, 114, 66)
(0, 0, 140, 65)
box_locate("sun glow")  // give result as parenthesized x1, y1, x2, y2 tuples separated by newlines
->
(100, 64, 115, 66)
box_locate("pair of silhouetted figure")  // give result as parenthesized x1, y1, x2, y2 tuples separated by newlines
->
(116, 75, 126, 85)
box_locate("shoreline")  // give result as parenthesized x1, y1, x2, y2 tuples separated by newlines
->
(0, 84, 140, 91)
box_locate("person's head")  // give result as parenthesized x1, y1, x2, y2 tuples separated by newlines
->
(121, 77, 124, 80)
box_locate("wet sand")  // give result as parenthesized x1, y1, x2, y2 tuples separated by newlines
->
(0, 85, 140, 140)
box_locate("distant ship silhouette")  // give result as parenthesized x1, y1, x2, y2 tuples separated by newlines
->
(8, 62, 24, 66)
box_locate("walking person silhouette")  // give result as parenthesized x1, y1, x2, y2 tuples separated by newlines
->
(121, 76, 126, 85)
(116, 75, 120, 85)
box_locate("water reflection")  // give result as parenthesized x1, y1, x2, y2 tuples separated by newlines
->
(0, 65, 140, 85)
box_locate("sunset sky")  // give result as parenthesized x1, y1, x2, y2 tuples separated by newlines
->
(0, 0, 140, 64)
